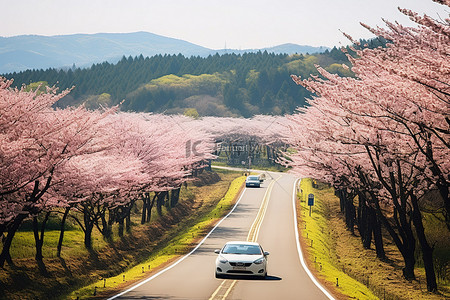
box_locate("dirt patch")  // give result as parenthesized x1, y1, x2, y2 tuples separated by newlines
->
(192, 170, 221, 186)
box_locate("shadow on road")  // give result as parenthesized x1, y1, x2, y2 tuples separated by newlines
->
(115, 296, 171, 299)
(220, 274, 282, 281)
(264, 275, 282, 281)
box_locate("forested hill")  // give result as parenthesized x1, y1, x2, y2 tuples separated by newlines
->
(4, 48, 355, 117)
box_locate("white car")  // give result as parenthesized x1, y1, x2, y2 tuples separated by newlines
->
(214, 241, 269, 278)
(245, 175, 261, 187)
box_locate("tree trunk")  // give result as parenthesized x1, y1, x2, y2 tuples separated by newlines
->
(338, 189, 345, 213)
(103, 208, 114, 242)
(411, 194, 437, 292)
(141, 193, 148, 224)
(402, 249, 416, 280)
(0, 214, 26, 267)
(146, 193, 154, 222)
(373, 197, 416, 280)
(394, 204, 417, 281)
(32, 211, 51, 262)
(156, 192, 166, 216)
(145, 193, 158, 223)
(57, 207, 70, 257)
(118, 217, 124, 237)
(83, 212, 94, 250)
(126, 212, 131, 233)
(357, 192, 372, 248)
(357, 172, 386, 259)
(344, 193, 356, 234)
(84, 224, 93, 250)
(0, 223, 5, 240)
(371, 206, 386, 259)
(170, 188, 181, 207)
(32, 217, 43, 261)
(362, 216, 373, 249)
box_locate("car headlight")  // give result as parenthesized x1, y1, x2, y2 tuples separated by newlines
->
(253, 257, 265, 264)
(219, 256, 228, 264)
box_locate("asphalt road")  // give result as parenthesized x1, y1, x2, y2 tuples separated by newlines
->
(110, 172, 333, 300)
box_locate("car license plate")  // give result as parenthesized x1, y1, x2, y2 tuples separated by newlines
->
(233, 266, 246, 270)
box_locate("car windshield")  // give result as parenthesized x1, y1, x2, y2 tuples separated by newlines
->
(222, 244, 262, 255)
(247, 176, 259, 181)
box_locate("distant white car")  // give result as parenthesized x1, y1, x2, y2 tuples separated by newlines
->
(214, 241, 269, 278)
(245, 175, 261, 187)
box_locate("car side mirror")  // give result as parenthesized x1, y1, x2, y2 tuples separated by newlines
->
(264, 251, 270, 256)
(214, 249, 221, 254)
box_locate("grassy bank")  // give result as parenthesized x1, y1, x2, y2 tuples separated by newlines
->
(0, 169, 245, 300)
(297, 178, 450, 300)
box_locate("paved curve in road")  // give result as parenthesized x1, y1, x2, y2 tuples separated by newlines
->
(109, 172, 333, 300)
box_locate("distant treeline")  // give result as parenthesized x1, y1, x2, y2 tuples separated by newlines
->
(4, 38, 386, 117)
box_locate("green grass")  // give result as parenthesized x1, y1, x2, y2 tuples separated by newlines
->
(71, 175, 246, 299)
(298, 178, 378, 299)
(11, 230, 92, 259)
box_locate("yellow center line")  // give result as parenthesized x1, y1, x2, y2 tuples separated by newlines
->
(209, 175, 281, 300)
(209, 280, 226, 300)
(247, 175, 280, 242)
(222, 280, 237, 299)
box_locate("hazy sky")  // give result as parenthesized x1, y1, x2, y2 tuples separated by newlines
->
(0, 0, 445, 49)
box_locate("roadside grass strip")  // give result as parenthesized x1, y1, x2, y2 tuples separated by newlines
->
(297, 178, 378, 300)
(71, 175, 246, 299)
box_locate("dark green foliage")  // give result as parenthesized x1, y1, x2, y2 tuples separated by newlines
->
(4, 47, 361, 116)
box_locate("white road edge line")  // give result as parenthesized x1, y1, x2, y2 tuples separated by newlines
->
(292, 178, 336, 300)
(107, 186, 248, 300)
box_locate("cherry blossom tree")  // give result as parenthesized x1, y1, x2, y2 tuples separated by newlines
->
(0, 77, 119, 266)
(55, 150, 147, 250)
(286, 0, 448, 292)
(54, 112, 216, 250)
(138, 113, 216, 217)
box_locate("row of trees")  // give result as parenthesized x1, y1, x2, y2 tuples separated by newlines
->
(0, 79, 288, 271)
(285, 0, 448, 293)
(0, 79, 219, 268)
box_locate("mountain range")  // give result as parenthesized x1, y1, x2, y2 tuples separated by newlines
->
(0, 31, 329, 74)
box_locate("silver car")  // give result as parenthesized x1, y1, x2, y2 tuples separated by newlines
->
(214, 241, 269, 278)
